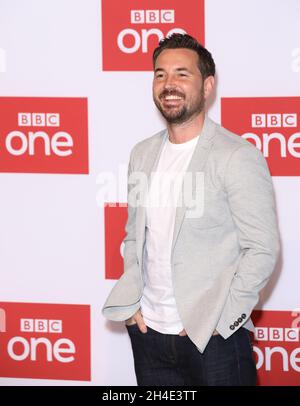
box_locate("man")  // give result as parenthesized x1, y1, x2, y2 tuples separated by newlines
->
(102, 34, 280, 386)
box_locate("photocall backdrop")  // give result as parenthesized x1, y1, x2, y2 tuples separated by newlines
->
(0, 0, 300, 386)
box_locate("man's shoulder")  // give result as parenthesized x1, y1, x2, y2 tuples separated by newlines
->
(213, 120, 254, 151)
(129, 118, 261, 162)
(211, 119, 261, 160)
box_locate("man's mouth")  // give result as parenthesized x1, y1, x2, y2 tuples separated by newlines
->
(160, 93, 184, 107)
(164, 95, 183, 101)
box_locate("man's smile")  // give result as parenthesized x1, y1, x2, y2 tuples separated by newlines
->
(160, 93, 184, 108)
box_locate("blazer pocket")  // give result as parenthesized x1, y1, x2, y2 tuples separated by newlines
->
(184, 187, 227, 229)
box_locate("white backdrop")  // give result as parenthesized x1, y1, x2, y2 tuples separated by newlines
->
(0, 0, 300, 385)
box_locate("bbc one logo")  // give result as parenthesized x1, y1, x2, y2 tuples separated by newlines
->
(221, 97, 300, 176)
(119, 10, 178, 54)
(252, 310, 300, 386)
(0, 97, 88, 174)
(0, 302, 91, 381)
(101, 0, 205, 71)
(8, 319, 74, 363)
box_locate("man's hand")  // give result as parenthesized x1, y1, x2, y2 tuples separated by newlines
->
(125, 309, 147, 334)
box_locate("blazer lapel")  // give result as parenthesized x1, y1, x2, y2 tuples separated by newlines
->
(171, 116, 217, 254)
(136, 130, 167, 264)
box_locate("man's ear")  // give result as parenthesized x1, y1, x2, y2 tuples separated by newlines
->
(203, 76, 215, 99)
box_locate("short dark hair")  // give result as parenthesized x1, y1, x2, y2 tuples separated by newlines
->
(153, 33, 215, 79)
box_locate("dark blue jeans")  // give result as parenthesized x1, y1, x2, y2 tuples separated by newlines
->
(126, 325, 257, 386)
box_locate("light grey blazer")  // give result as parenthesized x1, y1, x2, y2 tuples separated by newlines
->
(102, 116, 280, 353)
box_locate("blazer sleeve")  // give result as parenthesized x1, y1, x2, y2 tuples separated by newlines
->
(216, 144, 280, 338)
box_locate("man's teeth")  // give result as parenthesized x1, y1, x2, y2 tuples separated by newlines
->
(164, 95, 182, 100)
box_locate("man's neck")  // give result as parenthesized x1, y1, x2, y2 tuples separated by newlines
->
(167, 112, 205, 144)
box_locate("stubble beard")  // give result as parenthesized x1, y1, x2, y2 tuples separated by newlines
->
(154, 87, 205, 125)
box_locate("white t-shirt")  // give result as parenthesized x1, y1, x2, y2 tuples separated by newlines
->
(140, 134, 199, 334)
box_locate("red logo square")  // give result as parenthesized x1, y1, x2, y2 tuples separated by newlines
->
(102, 0, 205, 71)
(0, 302, 91, 381)
(252, 310, 300, 386)
(0, 97, 89, 174)
(221, 97, 300, 176)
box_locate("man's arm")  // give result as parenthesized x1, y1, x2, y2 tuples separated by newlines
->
(216, 144, 280, 338)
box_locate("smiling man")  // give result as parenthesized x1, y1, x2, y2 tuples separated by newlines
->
(102, 33, 280, 386)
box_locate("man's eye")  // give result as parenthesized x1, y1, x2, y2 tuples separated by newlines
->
(179, 73, 187, 77)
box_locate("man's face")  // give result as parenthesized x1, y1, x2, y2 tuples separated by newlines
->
(153, 48, 207, 124)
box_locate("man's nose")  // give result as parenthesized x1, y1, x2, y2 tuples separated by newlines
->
(164, 75, 176, 89)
